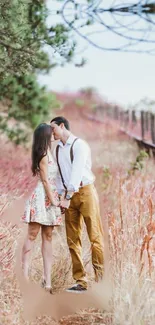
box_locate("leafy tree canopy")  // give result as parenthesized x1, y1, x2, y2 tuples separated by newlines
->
(0, 0, 75, 144)
(0, 0, 75, 78)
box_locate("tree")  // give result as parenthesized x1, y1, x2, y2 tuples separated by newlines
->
(0, 0, 76, 79)
(0, 74, 62, 144)
(0, 0, 76, 144)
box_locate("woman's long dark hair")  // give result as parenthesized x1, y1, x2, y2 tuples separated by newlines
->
(31, 123, 52, 176)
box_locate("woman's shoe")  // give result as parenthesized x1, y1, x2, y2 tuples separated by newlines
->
(45, 286, 53, 294)
(41, 278, 46, 288)
(41, 279, 53, 294)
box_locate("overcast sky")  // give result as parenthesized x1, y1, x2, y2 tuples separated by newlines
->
(38, 0, 155, 108)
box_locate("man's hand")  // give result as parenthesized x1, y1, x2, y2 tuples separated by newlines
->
(60, 198, 70, 209)
(60, 206, 66, 215)
(66, 191, 74, 198)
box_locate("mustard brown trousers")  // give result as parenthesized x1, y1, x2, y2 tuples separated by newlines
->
(65, 184, 104, 289)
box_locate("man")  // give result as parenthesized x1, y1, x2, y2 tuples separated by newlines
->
(51, 116, 104, 293)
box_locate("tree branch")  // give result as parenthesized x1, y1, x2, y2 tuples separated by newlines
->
(58, 0, 155, 54)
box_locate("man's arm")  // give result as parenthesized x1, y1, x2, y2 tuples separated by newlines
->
(60, 140, 89, 209)
(67, 139, 89, 192)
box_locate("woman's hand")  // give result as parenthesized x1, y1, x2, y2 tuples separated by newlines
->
(60, 198, 70, 209)
(58, 198, 70, 214)
(51, 199, 60, 207)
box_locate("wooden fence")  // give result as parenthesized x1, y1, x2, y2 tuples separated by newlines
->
(91, 104, 155, 156)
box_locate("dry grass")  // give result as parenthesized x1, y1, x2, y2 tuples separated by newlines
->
(107, 171, 155, 325)
(95, 135, 155, 325)
(1, 104, 155, 324)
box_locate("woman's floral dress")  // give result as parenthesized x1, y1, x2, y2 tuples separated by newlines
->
(22, 151, 62, 226)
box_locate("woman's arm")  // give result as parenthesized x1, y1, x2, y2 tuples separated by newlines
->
(39, 155, 59, 207)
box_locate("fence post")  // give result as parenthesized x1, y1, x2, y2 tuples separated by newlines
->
(125, 110, 129, 126)
(131, 110, 137, 124)
(100, 105, 104, 121)
(120, 110, 125, 127)
(119, 110, 123, 125)
(141, 111, 145, 140)
(150, 113, 155, 144)
(106, 104, 110, 118)
(114, 105, 119, 120)
(145, 111, 149, 132)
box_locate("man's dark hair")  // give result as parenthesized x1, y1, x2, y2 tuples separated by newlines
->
(50, 116, 70, 130)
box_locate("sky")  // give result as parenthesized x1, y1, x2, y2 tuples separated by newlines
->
(38, 0, 155, 108)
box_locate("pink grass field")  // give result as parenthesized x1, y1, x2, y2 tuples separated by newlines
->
(0, 95, 155, 325)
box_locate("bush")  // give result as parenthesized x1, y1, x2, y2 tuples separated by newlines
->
(0, 74, 61, 144)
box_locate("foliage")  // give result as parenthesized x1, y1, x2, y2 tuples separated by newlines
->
(0, 74, 61, 144)
(90, 103, 98, 112)
(1, 104, 155, 324)
(0, 121, 29, 145)
(100, 165, 111, 190)
(128, 150, 149, 175)
(75, 98, 85, 107)
(0, 74, 60, 127)
(79, 87, 97, 98)
(0, 0, 74, 144)
(0, 0, 75, 79)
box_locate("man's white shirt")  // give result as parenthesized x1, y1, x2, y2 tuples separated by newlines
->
(53, 134, 95, 194)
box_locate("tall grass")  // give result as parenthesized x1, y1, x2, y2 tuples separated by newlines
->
(0, 121, 155, 324)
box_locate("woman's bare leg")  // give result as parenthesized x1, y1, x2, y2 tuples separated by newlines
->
(41, 225, 53, 288)
(22, 222, 40, 279)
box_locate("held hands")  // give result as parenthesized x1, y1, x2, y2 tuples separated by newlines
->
(51, 199, 60, 207)
(59, 191, 73, 214)
(50, 191, 67, 208)
(50, 196, 70, 214)
(60, 198, 70, 209)
(51, 191, 74, 214)
(51, 198, 66, 214)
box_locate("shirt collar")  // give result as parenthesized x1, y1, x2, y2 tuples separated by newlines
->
(58, 133, 76, 147)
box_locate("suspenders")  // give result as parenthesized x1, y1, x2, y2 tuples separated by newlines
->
(56, 138, 83, 191)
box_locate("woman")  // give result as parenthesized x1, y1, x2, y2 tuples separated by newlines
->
(22, 123, 62, 293)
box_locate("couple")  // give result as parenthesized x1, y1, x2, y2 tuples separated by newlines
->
(22, 116, 104, 294)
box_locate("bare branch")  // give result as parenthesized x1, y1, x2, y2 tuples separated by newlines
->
(56, 0, 155, 54)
